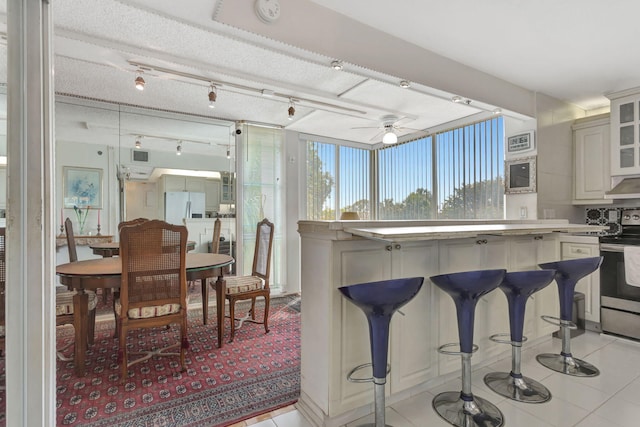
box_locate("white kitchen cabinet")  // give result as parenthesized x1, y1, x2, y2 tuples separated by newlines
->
(438, 236, 508, 373)
(508, 234, 560, 338)
(573, 114, 612, 204)
(607, 89, 640, 175)
(308, 238, 439, 416)
(560, 237, 601, 327)
(220, 172, 235, 203)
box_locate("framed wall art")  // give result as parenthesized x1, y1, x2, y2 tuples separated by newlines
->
(63, 166, 103, 208)
(507, 131, 535, 154)
(505, 156, 537, 194)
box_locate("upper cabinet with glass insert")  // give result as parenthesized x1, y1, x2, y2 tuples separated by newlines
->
(607, 89, 640, 175)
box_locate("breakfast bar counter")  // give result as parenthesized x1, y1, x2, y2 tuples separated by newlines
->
(296, 219, 603, 427)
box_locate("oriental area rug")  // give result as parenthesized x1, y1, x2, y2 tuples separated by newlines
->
(53, 294, 301, 427)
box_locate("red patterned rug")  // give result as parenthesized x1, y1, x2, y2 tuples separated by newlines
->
(54, 295, 301, 426)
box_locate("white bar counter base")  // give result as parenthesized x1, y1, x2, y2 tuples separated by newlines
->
(296, 219, 604, 427)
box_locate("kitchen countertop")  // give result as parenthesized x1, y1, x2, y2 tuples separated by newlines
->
(343, 223, 606, 243)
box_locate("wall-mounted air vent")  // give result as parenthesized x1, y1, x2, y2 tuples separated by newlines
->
(132, 150, 149, 162)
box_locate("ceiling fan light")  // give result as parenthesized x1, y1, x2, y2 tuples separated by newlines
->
(135, 75, 145, 91)
(382, 130, 397, 144)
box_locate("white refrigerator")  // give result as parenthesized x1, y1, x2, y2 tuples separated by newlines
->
(164, 191, 206, 225)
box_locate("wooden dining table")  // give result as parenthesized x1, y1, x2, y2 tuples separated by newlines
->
(56, 253, 234, 376)
(90, 240, 197, 257)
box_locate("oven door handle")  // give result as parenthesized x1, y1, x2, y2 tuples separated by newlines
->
(600, 243, 625, 253)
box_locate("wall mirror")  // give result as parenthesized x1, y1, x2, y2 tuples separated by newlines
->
(505, 156, 537, 194)
(54, 96, 237, 255)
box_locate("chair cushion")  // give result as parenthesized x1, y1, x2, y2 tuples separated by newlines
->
(114, 294, 189, 319)
(56, 289, 98, 316)
(225, 276, 264, 295)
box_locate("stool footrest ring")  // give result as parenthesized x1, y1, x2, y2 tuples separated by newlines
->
(489, 333, 528, 345)
(346, 363, 391, 383)
(541, 315, 578, 330)
(437, 342, 479, 356)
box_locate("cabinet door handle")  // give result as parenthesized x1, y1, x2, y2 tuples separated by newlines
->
(534, 235, 543, 240)
(394, 244, 402, 250)
(476, 239, 488, 245)
(385, 245, 393, 251)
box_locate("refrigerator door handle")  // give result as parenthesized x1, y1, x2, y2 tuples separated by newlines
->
(186, 200, 191, 219)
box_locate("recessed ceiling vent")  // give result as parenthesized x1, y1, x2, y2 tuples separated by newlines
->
(132, 149, 149, 162)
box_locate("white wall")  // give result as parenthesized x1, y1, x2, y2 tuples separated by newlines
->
(124, 181, 158, 221)
(535, 93, 586, 223)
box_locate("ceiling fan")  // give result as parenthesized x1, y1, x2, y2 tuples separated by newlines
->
(351, 115, 424, 144)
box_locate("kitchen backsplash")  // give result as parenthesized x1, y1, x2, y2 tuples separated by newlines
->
(585, 207, 624, 236)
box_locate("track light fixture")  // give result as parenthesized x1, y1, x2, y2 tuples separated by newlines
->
(399, 80, 411, 88)
(288, 99, 295, 120)
(134, 70, 145, 91)
(226, 148, 231, 159)
(331, 60, 343, 71)
(208, 84, 217, 108)
(176, 141, 182, 156)
(135, 136, 142, 149)
(382, 128, 398, 145)
(452, 95, 472, 105)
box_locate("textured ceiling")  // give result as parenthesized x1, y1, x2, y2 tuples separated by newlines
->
(47, 0, 487, 148)
(3, 0, 634, 151)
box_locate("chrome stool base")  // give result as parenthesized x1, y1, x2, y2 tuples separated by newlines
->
(433, 392, 504, 427)
(536, 353, 600, 377)
(484, 372, 551, 403)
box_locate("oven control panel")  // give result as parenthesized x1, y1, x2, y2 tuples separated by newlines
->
(621, 209, 640, 225)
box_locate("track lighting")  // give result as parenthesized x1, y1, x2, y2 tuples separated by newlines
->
(208, 84, 217, 108)
(135, 137, 141, 149)
(452, 95, 472, 105)
(176, 141, 182, 156)
(492, 108, 502, 115)
(134, 70, 145, 91)
(382, 129, 398, 145)
(399, 80, 411, 88)
(331, 60, 343, 71)
(288, 99, 295, 120)
(226, 149, 231, 159)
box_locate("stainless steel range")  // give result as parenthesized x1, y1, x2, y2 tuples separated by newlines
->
(600, 209, 640, 340)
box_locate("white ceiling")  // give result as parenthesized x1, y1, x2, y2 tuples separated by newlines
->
(3, 0, 638, 148)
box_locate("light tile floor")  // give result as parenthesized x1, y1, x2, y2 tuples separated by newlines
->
(255, 332, 640, 426)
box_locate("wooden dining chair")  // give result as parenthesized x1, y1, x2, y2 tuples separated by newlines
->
(211, 218, 221, 254)
(57, 219, 98, 360)
(200, 218, 222, 325)
(118, 217, 148, 232)
(116, 219, 188, 383)
(224, 218, 274, 343)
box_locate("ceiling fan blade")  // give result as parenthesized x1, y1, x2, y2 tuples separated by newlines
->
(369, 130, 385, 142)
(351, 126, 381, 130)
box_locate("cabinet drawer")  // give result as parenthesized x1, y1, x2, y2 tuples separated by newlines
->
(561, 243, 597, 258)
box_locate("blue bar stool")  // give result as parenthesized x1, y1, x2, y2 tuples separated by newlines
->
(484, 269, 556, 403)
(537, 257, 603, 377)
(430, 269, 506, 427)
(339, 277, 424, 427)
